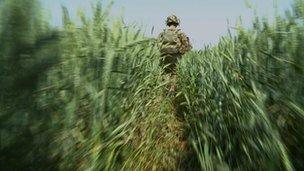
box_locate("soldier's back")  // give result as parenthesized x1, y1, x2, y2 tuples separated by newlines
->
(157, 15, 192, 74)
(158, 28, 182, 55)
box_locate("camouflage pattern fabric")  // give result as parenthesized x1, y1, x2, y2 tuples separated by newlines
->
(158, 28, 181, 55)
(166, 15, 180, 25)
(160, 53, 182, 74)
(158, 27, 192, 74)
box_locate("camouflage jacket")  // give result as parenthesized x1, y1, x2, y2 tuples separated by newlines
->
(157, 27, 192, 55)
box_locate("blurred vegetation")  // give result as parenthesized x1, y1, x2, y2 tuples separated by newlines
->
(0, 0, 303, 170)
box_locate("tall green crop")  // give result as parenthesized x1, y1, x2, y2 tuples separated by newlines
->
(0, 0, 303, 170)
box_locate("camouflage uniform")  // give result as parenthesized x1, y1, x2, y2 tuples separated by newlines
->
(157, 15, 192, 75)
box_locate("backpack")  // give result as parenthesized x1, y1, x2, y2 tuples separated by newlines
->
(159, 29, 181, 54)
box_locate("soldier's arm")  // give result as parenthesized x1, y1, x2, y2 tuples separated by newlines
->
(178, 32, 192, 54)
(186, 36, 193, 50)
(157, 32, 164, 49)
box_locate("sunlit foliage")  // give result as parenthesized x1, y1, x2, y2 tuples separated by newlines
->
(0, 0, 303, 170)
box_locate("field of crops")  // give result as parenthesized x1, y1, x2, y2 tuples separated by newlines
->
(0, 0, 304, 170)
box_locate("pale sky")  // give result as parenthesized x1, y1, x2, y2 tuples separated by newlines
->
(42, 0, 294, 49)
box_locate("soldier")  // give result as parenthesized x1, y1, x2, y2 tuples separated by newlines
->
(157, 15, 192, 75)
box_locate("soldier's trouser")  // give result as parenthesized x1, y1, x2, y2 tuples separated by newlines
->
(161, 54, 181, 75)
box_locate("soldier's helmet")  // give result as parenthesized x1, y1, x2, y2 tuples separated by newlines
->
(166, 15, 180, 26)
